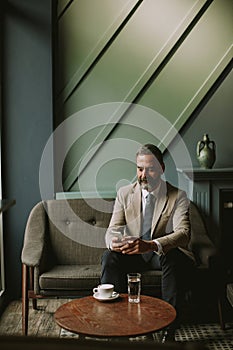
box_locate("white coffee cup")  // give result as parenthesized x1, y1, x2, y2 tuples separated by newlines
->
(93, 284, 114, 298)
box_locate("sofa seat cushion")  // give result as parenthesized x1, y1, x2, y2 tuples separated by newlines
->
(39, 265, 163, 293)
(39, 265, 101, 291)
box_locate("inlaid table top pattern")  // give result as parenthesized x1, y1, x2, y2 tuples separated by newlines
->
(54, 294, 176, 338)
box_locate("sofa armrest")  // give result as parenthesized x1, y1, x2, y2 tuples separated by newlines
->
(189, 201, 219, 269)
(191, 235, 218, 268)
(21, 202, 47, 266)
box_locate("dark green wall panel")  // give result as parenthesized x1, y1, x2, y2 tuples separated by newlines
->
(61, 0, 205, 116)
(56, 0, 233, 193)
(138, 0, 233, 144)
(58, 0, 139, 99)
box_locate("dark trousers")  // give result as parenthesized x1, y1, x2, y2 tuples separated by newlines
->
(101, 249, 195, 323)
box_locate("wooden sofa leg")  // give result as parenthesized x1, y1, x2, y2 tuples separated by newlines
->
(29, 266, 37, 310)
(22, 264, 29, 335)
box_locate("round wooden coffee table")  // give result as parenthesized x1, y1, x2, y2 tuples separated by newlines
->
(54, 294, 176, 339)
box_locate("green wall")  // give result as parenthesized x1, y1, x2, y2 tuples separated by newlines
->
(55, 0, 233, 195)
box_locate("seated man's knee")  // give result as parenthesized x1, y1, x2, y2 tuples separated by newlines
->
(101, 250, 121, 267)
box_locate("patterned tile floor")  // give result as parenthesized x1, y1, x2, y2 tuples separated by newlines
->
(175, 323, 233, 350)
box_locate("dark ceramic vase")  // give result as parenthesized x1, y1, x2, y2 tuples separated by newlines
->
(196, 134, 216, 169)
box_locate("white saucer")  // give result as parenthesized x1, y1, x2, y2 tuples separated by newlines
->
(93, 291, 119, 301)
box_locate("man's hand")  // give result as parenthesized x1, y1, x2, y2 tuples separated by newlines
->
(119, 237, 158, 255)
(111, 236, 127, 252)
(110, 236, 137, 252)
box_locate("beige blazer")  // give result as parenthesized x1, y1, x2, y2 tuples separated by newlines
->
(105, 180, 194, 259)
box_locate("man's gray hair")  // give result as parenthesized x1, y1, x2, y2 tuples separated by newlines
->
(136, 144, 164, 165)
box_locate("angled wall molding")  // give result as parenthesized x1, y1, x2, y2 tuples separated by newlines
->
(56, 0, 233, 192)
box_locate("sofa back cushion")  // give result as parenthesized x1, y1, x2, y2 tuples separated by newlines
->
(45, 198, 114, 265)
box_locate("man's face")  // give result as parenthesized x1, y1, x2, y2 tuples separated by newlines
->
(136, 154, 164, 191)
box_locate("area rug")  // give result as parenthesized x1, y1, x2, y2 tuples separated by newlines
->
(60, 323, 233, 350)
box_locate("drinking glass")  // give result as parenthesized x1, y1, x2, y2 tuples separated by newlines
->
(127, 273, 141, 303)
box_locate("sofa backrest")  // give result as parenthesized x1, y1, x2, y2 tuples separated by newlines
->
(45, 198, 114, 265)
(41, 199, 208, 266)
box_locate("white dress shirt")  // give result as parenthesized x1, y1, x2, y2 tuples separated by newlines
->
(141, 185, 164, 256)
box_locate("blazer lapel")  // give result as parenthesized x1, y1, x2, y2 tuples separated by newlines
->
(151, 181, 168, 232)
(130, 183, 142, 235)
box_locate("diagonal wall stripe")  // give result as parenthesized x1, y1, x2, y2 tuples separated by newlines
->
(62, 0, 214, 191)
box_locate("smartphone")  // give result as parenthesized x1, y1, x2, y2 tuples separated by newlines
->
(111, 231, 123, 243)
(121, 236, 138, 244)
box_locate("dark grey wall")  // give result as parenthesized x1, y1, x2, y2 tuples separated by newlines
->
(2, 0, 53, 302)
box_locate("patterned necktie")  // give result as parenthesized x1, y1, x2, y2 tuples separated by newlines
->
(141, 193, 155, 262)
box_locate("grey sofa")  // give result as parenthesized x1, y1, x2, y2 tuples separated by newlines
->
(21, 198, 218, 335)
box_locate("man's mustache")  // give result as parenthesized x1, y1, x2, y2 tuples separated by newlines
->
(140, 178, 149, 183)
(139, 178, 152, 186)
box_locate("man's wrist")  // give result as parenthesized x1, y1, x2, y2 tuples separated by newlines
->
(153, 239, 164, 255)
(150, 240, 158, 252)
